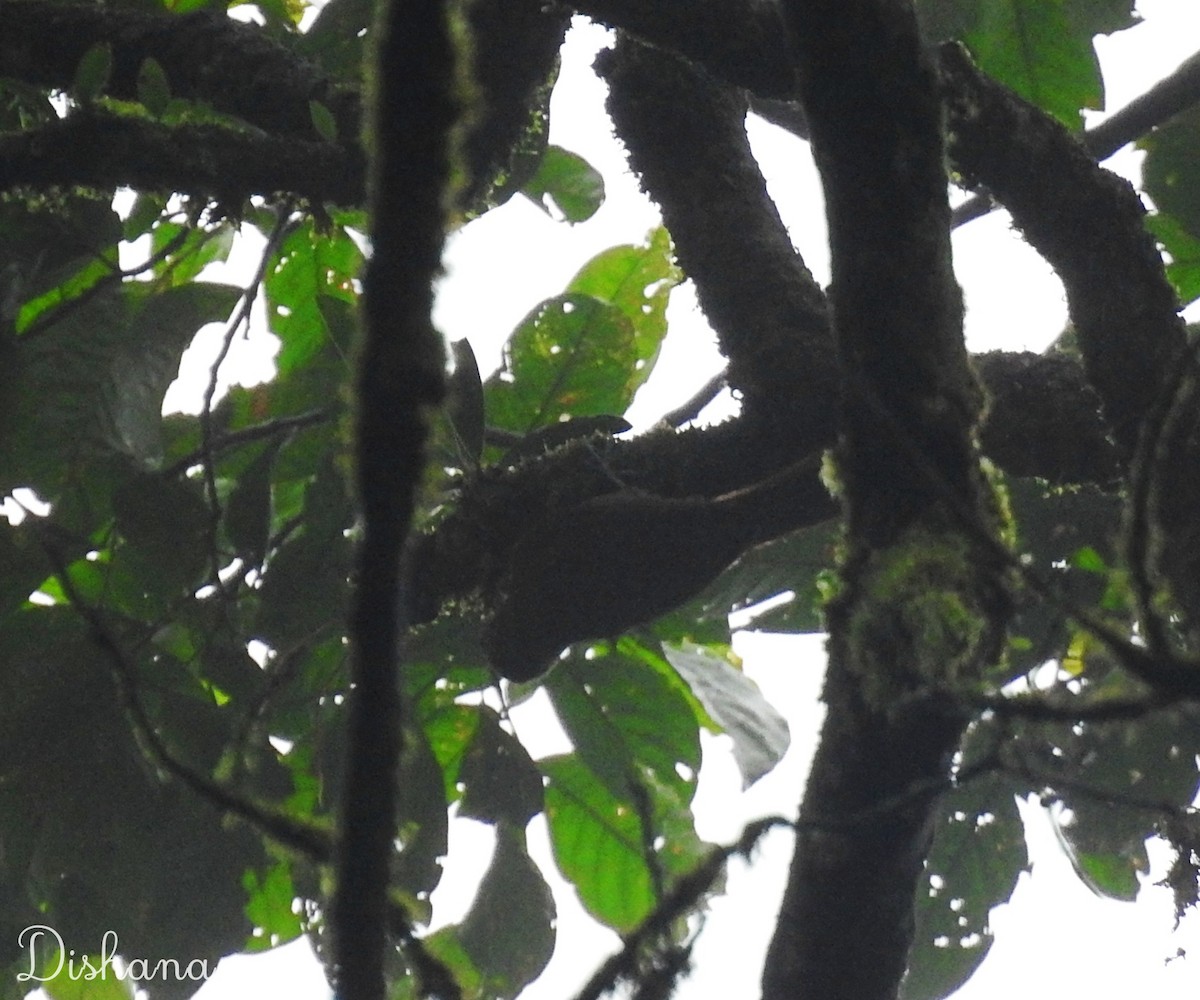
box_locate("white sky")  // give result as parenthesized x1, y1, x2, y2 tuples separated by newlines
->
(44, 3, 1200, 999)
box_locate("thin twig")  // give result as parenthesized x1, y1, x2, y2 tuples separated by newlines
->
(19, 224, 194, 340)
(162, 406, 333, 477)
(196, 205, 293, 592)
(661, 369, 727, 427)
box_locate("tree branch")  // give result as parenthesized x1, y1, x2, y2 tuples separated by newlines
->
(597, 36, 837, 451)
(0, 109, 365, 205)
(941, 40, 1187, 460)
(939, 43, 1200, 638)
(763, 3, 1010, 999)
(570, 0, 796, 97)
(0, 1, 354, 137)
(332, 0, 456, 996)
(953, 44, 1200, 226)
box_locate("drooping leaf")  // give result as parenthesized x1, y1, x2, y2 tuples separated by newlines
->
(457, 710, 545, 827)
(662, 642, 790, 788)
(71, 43, 113, 103)
(540, 753, 656, 931)
(456, 826, 556, 997)
(902, 772, 1028, 1000)
(137, 57, 172, 117)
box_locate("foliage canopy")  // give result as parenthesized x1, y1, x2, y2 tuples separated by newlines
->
(3, 1, 1200, 1000)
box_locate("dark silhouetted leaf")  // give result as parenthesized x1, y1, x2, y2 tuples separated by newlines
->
(457, 827, 556, 996)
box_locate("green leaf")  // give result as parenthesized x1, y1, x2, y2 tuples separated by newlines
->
(541, 753, 656, 931)
(521, 145, 605, 223)
(546, 650, 701, 804)
(72, 43, 113, 103)
(457, 710, 545, 827)
(965, 0, 1102, 127)
(309, 99, 338, 142)
(903, 774, 1027, 1000)
(253, 461, 352, 649)
(662, 642, 790, 788)
(456, 827, 556, 996)
(485, 294, 635, 432)
(266, 222, 363, 377)
(1144, 212, 1200, 307)
(112, 471, 211, 600)
(242, 863, 304, 950)
(565, 227, 681, 395)
(136, 57, 172, 116)
(224, 441, 278, 568)
(0, 283, 240, 496)
(1142, 106, 1200, 242)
